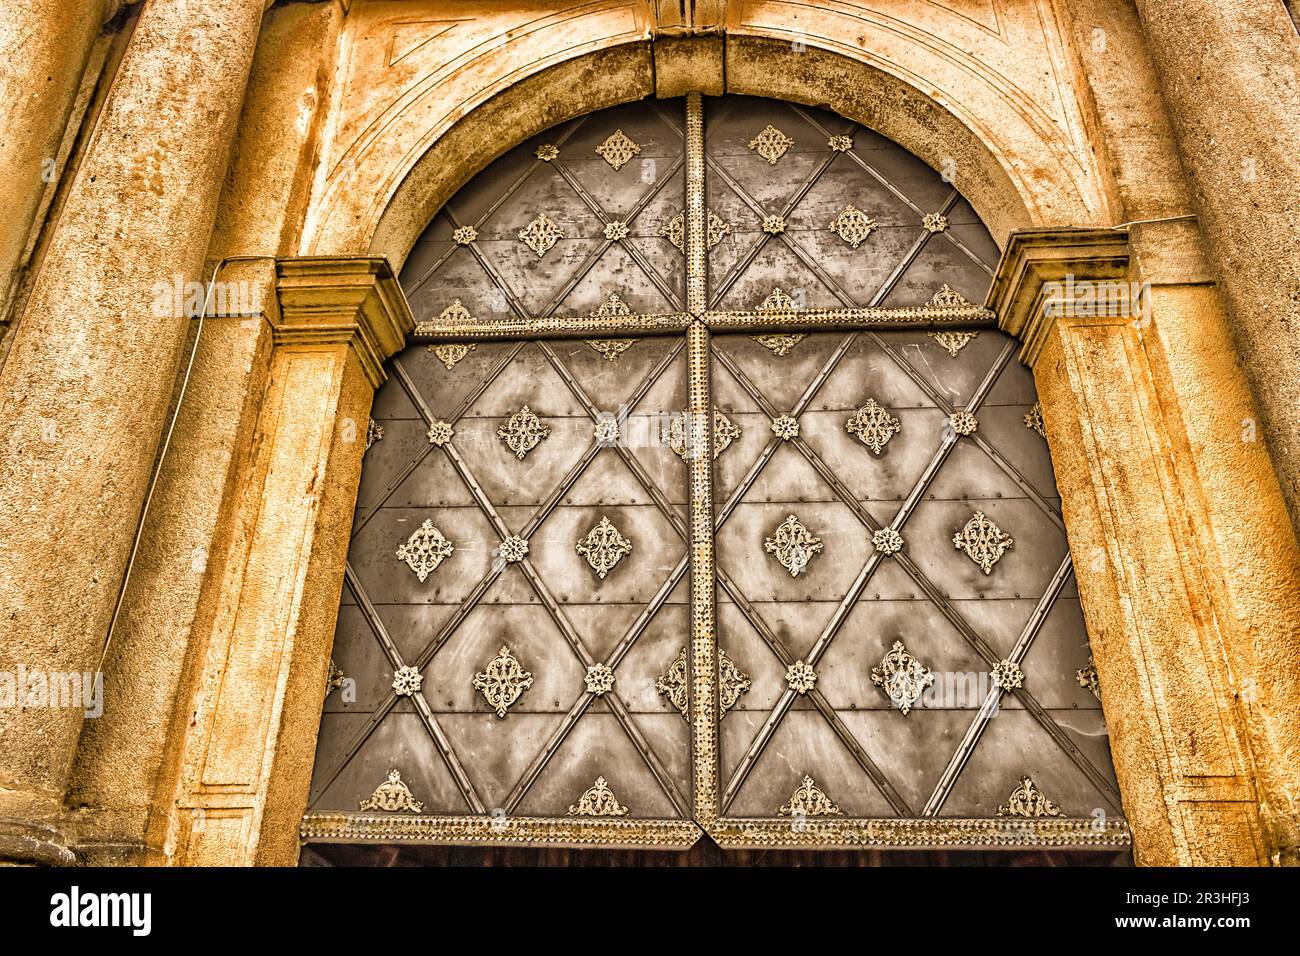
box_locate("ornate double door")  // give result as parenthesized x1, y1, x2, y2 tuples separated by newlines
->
(303, 94, 1129, 854)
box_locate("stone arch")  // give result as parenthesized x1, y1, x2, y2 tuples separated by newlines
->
(302, 29, 1107, 274)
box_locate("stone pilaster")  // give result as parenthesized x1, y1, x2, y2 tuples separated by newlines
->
(153, 258, 411, 866)
(0, 0, 267, 863)
(993, 229, 1300, 865)
(1134, 0, 1300, 537)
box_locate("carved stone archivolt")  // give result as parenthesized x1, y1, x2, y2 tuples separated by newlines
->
(871, 640, 934, 715)
(518, 212, 564, 258)
(928, 330, 978, 356)
(595, 129, 641, 171)
(472, 645, 534, 718)
(765, 514, 823, 577)
(498, 405, 550, 460)
(830, 204, 878, 248)
(396, 519, 454, 582)
(568, 776, 629, 816)
(846, 399, 901, 455)
(576, 516, 632, 579)
(997, 775, 1065, 818)
(953, 511, 1014, 574)
(779, 776, 843, 816)
(749, 124, 795, 164)
(359, 770, 423, 814)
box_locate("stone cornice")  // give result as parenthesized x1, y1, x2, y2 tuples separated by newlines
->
(274, 256, 414, 388)
(987, 228, 1131, 367)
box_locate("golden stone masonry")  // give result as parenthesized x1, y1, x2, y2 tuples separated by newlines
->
(0, 0, 1297, 868)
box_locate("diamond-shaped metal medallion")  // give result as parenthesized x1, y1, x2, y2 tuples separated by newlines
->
(871, 639, 933, 715)
(595, 129, 641, 171)
(395, 519, 454, 582)
(846, 398, 901, 455)
(497, 405, 550, 460)
(830, 204, 877, 248)
(472, 645, 533, 718)
(952, 510, 1014, 574)
(749, 124, 795, 164)
(764, 514, 823, 577)
(576, 515, 632, 579)
(518, 212, 564, 258)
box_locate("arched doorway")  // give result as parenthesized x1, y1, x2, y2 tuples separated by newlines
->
(302, 94, 1130, 863)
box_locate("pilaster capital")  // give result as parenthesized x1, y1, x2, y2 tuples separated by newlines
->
(274, 256, 414, 388)
(987, 228, 1131, 368)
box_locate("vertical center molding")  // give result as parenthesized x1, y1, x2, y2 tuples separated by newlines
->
(683, 92, 720, 826)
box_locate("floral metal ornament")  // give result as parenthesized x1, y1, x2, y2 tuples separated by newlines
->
(779, 776, 843, 816)
(949, 410, 978, 436)
(660, 210, 730, 252)
(594, 416, 619, 444)
(953, 510, 1014, 574)
(922, 212, 949, 233)
(576, 516, 632, 580)
(764, 514, 823, 577)
(929, 284, 971, 307)
(498, 535, 529, 564)
(770, 415, 800, 440)
(591, 290, 633, 320)
(426, 420, 454, 446)
(827, 134, 853, 152)
(761, 214, 786, 234)
(718, 649, 751, 715)
(996, 775, 1065, 818)
(518, 212, 564, 258)
(829, 203, 878, 248)
(752, 333, 805, 356)
(603, 220, 630, 241)
(595, 129, 641, 170)
(359, 770, 424, 813)
(392, 665, 423, 697)
(846, 398, 901, 455)
(497, 405, 550, 460)
(568, 776, 629, 816)
(326, 659, 345, 696)
(587, 339, 637, 361)
(1024, 401, 1047, 438)
(365, 418, 384, 451)
(452, 225, 478, 245)
(871, 639, 934, 715)
(472, 645, 534, 718)
(584, 663, 615, 696)
(872, 527, 903, 555)
(655, 647, 688, 717)
(756, 286, 797, 314)
(534, 143, 559, 161)
(991, 659, 1024, 691)
(667, 409, 741, 461)
(396, 519, 454, 582)
(749, 124, 795, 164)
(1077, 656, 1101, 699)
(928, 330, 978, 357)
(430, 342, 476, 371)
(786, 660, 817, 695)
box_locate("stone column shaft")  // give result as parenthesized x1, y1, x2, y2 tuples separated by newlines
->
(1134, 0, 1300, 536)
(0, 0, 267, 858)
